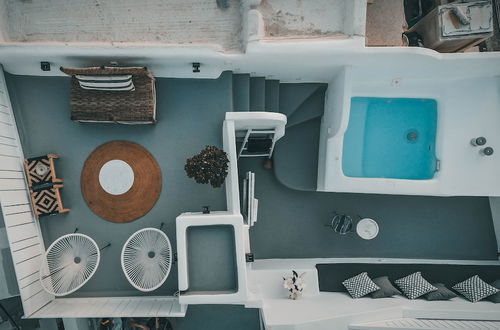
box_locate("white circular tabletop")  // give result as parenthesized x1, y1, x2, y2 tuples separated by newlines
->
(356, 218, 379, 240)
(98, 159, 134, 195)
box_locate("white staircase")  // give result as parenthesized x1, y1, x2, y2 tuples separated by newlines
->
(350, 318, 500, 330)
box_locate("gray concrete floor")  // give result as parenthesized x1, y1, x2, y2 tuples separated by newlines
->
(5, 71, 498, 300)
(6, 72, 233, 297)
(240, 158, 498, 260)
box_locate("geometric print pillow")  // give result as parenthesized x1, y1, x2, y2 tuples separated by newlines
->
(394, 272, 437, 299)
(452, 275, 500, 303)
(342, 272, 380, 298)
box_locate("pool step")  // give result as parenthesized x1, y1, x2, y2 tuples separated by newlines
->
(232, 73, 250, 111)
(265, 79, 280, 112)
(249, 77, 266, 111)
(273, 117, 321, 191)
(286, 86, 327, 128)
(279, 83, 325, 118)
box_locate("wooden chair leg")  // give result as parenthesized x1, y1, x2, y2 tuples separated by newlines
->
(53, 185, 70, 214)
(48, 154, 63, 183)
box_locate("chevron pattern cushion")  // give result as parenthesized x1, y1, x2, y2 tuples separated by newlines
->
(25, 155, 54, 187)
(31, 186, 62, 217)
(342, 272, 380, 298)
(452, 275, 500, 302)
(395, 272, 437, 299)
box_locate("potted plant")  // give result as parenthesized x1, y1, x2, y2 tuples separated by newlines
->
(283, 270, 306, 300)
(184, 146, 229, 188)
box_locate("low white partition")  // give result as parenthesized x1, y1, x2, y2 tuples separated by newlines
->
(223, 120, 240, 214)
(176, 211, 248, 305)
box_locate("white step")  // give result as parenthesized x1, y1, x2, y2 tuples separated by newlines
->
(350, 318, 500, 330)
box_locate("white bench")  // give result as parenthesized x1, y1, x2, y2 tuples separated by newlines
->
(247, 258, 500, 330)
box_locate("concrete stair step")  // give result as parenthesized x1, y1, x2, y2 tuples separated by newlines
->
(232, 73, 250, 111)
(264, 79, 280, 112)
(249, 77, 266, 111)
(286, 86, 327, 128)
(279, 83, 325, 117)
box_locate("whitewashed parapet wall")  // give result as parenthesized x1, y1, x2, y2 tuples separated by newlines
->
(0, 65, 54, 316)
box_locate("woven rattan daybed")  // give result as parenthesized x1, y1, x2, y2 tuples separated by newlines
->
(60, 66, 156, 124)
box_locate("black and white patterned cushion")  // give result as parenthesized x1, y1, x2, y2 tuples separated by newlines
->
(342, 272, 380, 299)
(452, 275, 500, 303)
(394, 272, 437, 299)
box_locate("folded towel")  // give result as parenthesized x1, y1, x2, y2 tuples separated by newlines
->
(75, 75, 135, 91)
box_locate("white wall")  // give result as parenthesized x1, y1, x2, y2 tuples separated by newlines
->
(1, 31, 500, 83)
(317, 66, 351, 190)
(223, 120, 240, 215)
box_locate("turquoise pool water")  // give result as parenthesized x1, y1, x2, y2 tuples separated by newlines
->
(342, 97, 438, 180)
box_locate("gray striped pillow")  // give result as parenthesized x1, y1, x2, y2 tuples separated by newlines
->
(76, 75, 135, 91)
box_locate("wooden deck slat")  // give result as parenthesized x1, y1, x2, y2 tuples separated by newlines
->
(7, 221, 39, 243)
(11, 235, 40, 251)
(0, 136, 18, 147)
(15, 253, 43, 278)
(0, 170, 23, 179)
(20, 277, 44, 300)
(23, 290, 53, 316)
(0, 190, 31, 206)
(0, 111, 11, 123)
(0, 121, 15, 139)
(18, 270, 40, 289)
(3, 203, 31, 215)
(12, 243, 41, 265)
(0, 155, 23, 171)
(0, 143, 20, 157)
(5, 211, 35, 227)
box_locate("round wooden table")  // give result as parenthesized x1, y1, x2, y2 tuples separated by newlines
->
(81, 141, 162, 223)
